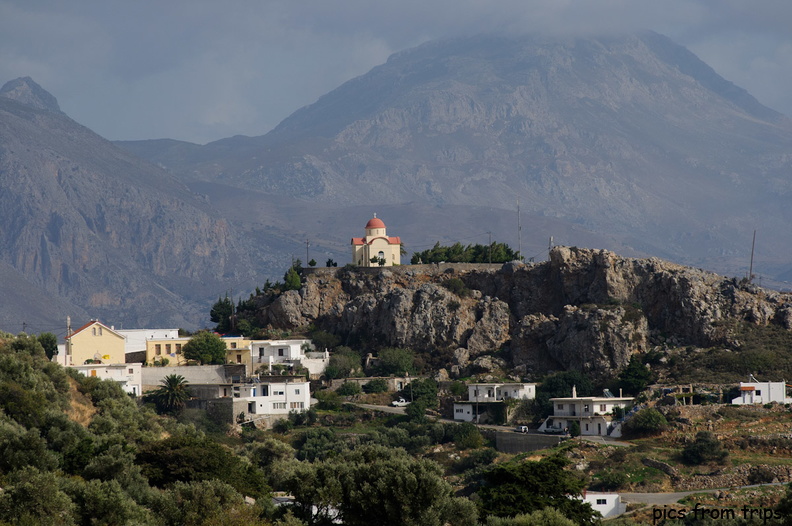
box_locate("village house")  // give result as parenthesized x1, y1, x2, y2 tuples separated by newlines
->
(250, 339, 329, 379)
(69, 363, 142, 396)
(351, 215, 401, 267)
(117, 328, 180, 356)
(144, 336, 191, 366)
(453, 382, 536, 423)
(583, 492, 627, 519)
(191, 375, 311, 428)
(538, 386, 633, 437)
(732, 375, 792, 405)
(61, 320, 126, 366)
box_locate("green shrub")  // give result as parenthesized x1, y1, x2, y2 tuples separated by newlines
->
(622, 408, 668, 437)
(441, 278, 471, 298)
(682, 431, 728, 465)
(336, 382, 362, 396)
(362, 379, 388, 394)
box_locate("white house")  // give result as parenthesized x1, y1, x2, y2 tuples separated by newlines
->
(69, 363, 142, 396)
(583, 492, 626, 519)
(194, 377, 312, 427)
(453, 383, 536, 423)
(732, 375, 792, 405)
(117, 328, 180, 355)
(250, 339, 329, 378)
(538, 386, 633, 437)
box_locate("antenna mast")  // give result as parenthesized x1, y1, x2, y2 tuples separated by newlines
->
(748, 230, 756, 283)
(517, 199, 522, 261)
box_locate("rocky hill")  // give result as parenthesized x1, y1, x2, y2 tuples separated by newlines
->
(120, 32, 792, 283)
(251, 247, 792, 381)
(0, 78, 259, 329)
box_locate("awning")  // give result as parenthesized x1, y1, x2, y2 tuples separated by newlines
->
(740, 386, 755, 391)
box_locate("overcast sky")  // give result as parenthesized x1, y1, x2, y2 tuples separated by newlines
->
(2, 0, 791, 145)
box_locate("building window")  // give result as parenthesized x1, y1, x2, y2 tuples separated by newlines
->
(596, 499, 607, 505)
(274, 390, 285, 396)
(585, 424, 589, 431)
(584, 404, 589, 412)
(290, 402, 304, 409)
(98, 327, 102, 335)
(557, 404, 564, 410)
(600, 404, 607, 412)
(756, 390, 762, 396)
(165, 344, 171, 353)
(231, 342, 237, 349)
(90, 370, 97, 377)
(278, 348, 285, 356)
(273, 402, 287, 409)
(455, 408, 463, 413)
(128, 368, 133, 374)
(92, 328, 96, 336)
(295, 389, 300, 395)
(236, 354, 242, 364)
(155, 344, 161, 356)
(175, 344, 182, 354)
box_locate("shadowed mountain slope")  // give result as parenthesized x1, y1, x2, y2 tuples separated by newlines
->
(0, 78, 258, 330)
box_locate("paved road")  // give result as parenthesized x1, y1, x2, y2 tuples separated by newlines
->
(621, 482, 787, 505)
(351, 402, 406, 415)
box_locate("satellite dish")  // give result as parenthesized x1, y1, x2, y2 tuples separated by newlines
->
(93, 352, 102, 360)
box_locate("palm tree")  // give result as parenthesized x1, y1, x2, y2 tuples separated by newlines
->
(152, 374, 190, 414)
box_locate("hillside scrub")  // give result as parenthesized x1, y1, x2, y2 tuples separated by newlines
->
(0, 332, 275, 525)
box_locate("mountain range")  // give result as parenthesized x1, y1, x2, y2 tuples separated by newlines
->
(2, 30, 792, 330)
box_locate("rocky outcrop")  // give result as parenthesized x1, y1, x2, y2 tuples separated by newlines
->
(256, 248, 792, 380)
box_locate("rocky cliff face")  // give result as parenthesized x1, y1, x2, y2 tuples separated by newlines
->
(256, 247, 792, 381)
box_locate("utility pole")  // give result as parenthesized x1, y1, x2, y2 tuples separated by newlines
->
(305, 239, 310, 264)
(487, 231, 492, 264)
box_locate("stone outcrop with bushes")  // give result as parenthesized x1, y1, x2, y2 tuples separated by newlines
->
(253, 247, 792, 380)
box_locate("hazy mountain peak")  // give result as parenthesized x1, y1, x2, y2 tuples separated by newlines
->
(0, 76, 62, 113)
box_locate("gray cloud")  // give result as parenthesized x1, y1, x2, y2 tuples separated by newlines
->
(1, 0, 790, 143)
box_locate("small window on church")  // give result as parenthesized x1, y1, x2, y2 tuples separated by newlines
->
(378, 251, 384, 259)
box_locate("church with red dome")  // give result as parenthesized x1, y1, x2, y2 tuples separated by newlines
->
(351, 214, 402, 267)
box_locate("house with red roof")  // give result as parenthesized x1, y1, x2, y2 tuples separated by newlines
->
(64, 320, 126, 366)
(351, 214, 402, 267)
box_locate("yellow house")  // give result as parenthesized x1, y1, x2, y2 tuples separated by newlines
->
(351, 215, 402, 267)
(223, 336, 252, 372)
(145, 337, 191, 366)
(66, 320, 126, 366)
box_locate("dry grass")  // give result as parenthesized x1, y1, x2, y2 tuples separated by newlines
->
(65, 376, 96, 426)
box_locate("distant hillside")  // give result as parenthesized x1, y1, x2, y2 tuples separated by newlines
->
(0, 78, 259, 329)
(119, 32, 792, 285)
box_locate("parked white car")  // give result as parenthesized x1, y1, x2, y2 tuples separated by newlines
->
(391, 398, 410, 407)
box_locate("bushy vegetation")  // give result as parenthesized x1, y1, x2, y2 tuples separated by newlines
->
(622, 408, 668, 437)
(0, 331, 275, 525)
(411, 241, 519, 264)
(682, 431, 729, 465)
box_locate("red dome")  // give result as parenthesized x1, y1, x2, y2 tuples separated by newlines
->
(365, 217, 386, 229)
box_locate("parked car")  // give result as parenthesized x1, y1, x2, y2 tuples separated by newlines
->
(391, 398, 410, 407)
(515, 425, 529, 433)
